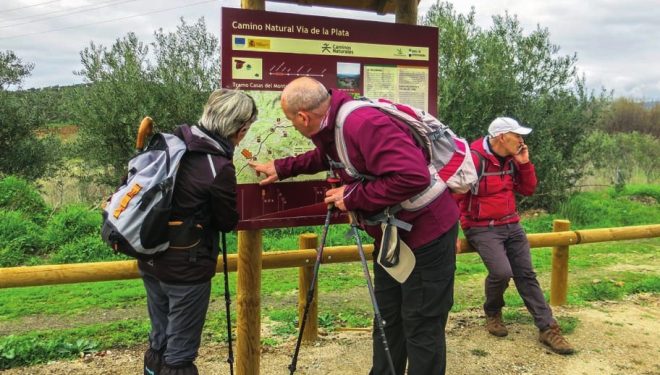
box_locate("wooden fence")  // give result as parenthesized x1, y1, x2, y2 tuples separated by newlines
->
(1, 221, 659, 375)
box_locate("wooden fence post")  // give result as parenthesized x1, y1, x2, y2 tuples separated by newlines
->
(298, 233, 319, 342)
(241, 0, 264, 10)
(550, 220, 571, 306)
(394, 0, 418, 24)
(237, 0, 263, 371)
(236, 229, 262, 375)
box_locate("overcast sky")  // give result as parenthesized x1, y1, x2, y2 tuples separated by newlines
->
(1, 0, 658, 100)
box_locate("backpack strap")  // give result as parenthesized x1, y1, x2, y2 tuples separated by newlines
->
(334, 100, 377, 182)
(362, 205, 413, 232)
(185, 154, 218, 263)
(469, 149, 516, 199)
(470, 150, 485, 195)
(334, 99, 442, 231)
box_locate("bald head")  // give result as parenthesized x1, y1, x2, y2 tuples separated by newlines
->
(281, 77, 330, 115)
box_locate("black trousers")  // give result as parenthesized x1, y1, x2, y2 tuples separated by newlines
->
(370, 223, 458, 375)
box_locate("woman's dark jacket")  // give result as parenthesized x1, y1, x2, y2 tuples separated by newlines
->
(138, 125, 239, 284)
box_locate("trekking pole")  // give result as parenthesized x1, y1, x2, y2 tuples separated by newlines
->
(348, 211, 397, 375)
(221, 231, 234, 375)
(135, 116, 154, 152)
(288, 176, 340, 375)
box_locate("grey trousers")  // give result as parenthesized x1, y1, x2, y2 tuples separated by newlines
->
(142, 273, 211, 366)
(465, 223, 555, 330)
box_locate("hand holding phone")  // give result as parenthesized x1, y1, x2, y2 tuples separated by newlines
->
(514, 143, 530, 164)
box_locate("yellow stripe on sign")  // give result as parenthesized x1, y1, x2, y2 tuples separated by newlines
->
(232, 35, 429, 61)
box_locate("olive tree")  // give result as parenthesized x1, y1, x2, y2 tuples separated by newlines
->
(422, 2, 608, 210)
(0, 51, 61, 180)
(72, 18, 220, 185)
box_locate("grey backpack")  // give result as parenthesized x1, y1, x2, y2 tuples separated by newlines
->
(101, 131, 188, 259)
(334, 98, 478, 212)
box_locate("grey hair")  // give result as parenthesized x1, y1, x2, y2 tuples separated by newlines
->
(198, 89, 257, 138)
(281, 78, 330, 113)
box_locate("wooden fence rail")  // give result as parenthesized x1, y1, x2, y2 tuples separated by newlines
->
(2, 223, 658, 290)
(1, 222, 658, 375)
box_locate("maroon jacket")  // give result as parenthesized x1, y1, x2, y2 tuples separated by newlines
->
(138, 125, 238, 284)
(275, 90, 459, 250)
(457, 137, 537, 229)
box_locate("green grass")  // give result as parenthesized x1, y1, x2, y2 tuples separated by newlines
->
(0, 320, 149, 369)
(558, 184, 660, 229)
(1, 237, 657, 368)
(557, 316, 579, 334)
(469, 348, 489, 357)
(578, 280, 626, 301)
(515, 184, 660, 233)
(0, 279, 147, 320)
(0, 185, 658, 368)
(500, 311, 579, 333)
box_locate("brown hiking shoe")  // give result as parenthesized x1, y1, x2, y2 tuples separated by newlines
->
(539, 323, 575, 354)
(485, 312, 508, 337)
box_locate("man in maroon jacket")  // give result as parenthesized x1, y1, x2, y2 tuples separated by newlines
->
(457, 117, 574, 355)
(250, 77, 459, 374)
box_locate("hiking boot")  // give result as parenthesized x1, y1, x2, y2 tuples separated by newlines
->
(485, 312, 508, 337)
(539, 323, 575, 354)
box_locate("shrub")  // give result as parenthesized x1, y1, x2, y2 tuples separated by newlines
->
(49, 235, 124, 264)
(580, 131, 659, 188)
(520, 214, 557, 234)
(0, 211, 45, 265)
(0, 176, 49, 224)
(0, 335, 98, 369)
(613, 184, 660, 202)
(422, 3, 608, 211)
(44, 205, 101, 251)
(558, 188, 660, 229)
(0, 246, 30, 268)
(579, 280, 625, 301)
(625, 277, 660, 294)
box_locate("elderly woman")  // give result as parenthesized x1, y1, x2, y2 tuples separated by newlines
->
(140, 89, 257, 375)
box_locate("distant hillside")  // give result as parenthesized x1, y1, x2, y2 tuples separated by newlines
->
(644, 101, 659, 109)
(12, 83, 88, 125)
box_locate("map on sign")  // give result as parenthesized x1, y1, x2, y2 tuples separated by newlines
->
(232, 90, 326, 184)
(222, 7, 438, 229)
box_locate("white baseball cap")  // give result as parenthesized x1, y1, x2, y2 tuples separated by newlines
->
(376, 223, 415, 283)
(488, 117, 532, 137)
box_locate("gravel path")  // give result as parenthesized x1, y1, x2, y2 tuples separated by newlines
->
(4, 294, 658, 375)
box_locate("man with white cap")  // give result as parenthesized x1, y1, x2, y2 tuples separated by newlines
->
(456, 117, 574, 354)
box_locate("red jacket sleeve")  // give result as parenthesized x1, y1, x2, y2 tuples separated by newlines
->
(513, 161, 537, 196)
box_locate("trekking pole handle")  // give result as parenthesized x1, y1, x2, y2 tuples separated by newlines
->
(136, 116, 154, 151)
(326, 177, 341, 209)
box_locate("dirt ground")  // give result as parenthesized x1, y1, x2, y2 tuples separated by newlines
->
(3, 294, 659, 375)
